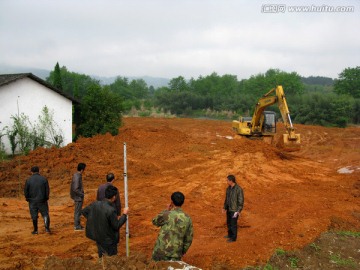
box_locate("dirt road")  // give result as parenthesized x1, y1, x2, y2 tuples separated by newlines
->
(0, 117, 359, 269)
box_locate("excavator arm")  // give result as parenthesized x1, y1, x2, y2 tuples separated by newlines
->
(272, 86, 300, 143)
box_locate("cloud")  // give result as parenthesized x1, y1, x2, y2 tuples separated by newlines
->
(0, 0, 359, 79)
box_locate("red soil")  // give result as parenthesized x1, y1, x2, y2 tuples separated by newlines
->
(0, 117, 359, 269)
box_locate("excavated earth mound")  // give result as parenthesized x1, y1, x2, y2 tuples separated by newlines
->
(0, 117, 359, 269)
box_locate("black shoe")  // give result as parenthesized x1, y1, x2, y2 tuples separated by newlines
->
(45, 228, 51, 233)
(74, 226, 84, 231)
(227, 239, 236, 243)
(224, 235, 230, 238)
(32, 231, 38, 235)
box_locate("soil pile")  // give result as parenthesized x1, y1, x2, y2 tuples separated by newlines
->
(0, 117, 359, 269)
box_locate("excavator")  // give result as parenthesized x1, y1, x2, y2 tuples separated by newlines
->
(232, 85, 300, 148)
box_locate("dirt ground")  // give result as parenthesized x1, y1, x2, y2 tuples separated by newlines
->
(0, 117, 359, 270)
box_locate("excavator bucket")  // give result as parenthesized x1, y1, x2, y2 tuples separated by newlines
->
(282, 133, 301, 151)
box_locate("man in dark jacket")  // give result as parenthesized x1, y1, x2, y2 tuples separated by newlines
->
(82, 185, 129, 258)
(223, 174, 244, 242)
(97, 173, 121, 216)
(70, 162, 86, 230)
(24, 166, 51, 234)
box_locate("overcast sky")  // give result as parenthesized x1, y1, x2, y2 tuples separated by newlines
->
(0, 0, 359, 80)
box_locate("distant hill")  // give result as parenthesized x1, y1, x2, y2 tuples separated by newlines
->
(0, 64, 170, 88)
(0, 64, 50, 80)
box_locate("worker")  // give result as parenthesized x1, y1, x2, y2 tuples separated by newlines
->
(222, 174, 244, 242)
(24, 166, 51, 234)
(82, 185, 129, 258)
(70, 162, 86, 231)
(97, 173, 121, 216)
(152, 191, 193, 261)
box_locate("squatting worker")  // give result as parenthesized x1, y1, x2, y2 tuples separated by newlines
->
(70, 162, 86, 231)
(152, 191, 193, 261)
(82, 185, 129, 258)
(222, 174, 244, 243)
(97, 173, 121, 216)
(24, 166, 51, 234)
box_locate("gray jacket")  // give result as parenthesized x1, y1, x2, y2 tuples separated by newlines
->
(224, 184, 244, 213)
(70, 172, 84, 201)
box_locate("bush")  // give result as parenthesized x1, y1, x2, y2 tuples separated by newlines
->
(76, 85, 123, 138)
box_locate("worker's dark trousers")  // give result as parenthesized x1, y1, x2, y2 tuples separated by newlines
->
(74, 200, 83, 227)
(226, 211, 239, 241)
(96, 242, 117, 258)
(29, 201, 49, 232)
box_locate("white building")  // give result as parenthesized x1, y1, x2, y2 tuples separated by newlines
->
(0, 73, 78, 154)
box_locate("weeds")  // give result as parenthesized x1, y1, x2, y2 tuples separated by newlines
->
(0, 132, 7, 161)
(309, 242, 321, 252)
(288, 257, 299, 268)
(5, 106, 64, 155)
(329, 253, 356, 268)
(243, 264, 279, 270)
(337, 231, 360, 237)
(275, 248, 286, 256)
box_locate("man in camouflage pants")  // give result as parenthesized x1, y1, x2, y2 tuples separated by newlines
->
(152, 191, 193, 261)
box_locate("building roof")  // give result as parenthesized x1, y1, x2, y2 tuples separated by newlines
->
(0, 73, 79, 103)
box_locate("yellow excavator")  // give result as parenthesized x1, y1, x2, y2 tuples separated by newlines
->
(232, 85, 300, 148)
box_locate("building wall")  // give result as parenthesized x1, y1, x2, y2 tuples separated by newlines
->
(0, 77, 73, 154)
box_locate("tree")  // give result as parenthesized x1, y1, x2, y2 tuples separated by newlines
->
(109, 76, 131, 99)
(334, 66, 360, 98)
(168, 76, 188, 92)
(241, 69, 304, 97)
(47, 64, 100, 98)
(76, 85, 123, 137)
(129, 79, 149, 99)
(53, 62, 63, 90)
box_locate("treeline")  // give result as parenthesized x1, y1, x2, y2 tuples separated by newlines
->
(47, 64, 360, 138)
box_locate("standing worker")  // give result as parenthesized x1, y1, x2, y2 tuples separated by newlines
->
(82, 185, 129, 258)
(70, 162, 86, 231)
(223, 174, 244, 243)
(152, 191, 193, 261)
(97, 173, 121, 216)
(24, 166, 51, 234)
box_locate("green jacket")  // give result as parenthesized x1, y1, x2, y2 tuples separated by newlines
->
(152, 207, 193, 261)
(224, 183, 244, 212)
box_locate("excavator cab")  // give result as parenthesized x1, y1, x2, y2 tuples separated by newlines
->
(262, 111, 276, 134)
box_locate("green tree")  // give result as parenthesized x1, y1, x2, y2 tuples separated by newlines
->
(47, 64, 100, 98)
(334, 66, 360, 98)
(292, 93, 352, 127)
(241, 69, 304, 97)
(352, 99, 360, 124)
(109, 76, 132, 99)
(129, 79, 149, 99)
(76, 85, 123, 137)
(53, 62, 63, 90)
(169, 76, 188, 92)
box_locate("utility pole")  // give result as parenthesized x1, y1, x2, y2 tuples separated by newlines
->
(123, 142, 129, 256)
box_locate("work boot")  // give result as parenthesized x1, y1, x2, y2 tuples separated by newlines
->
(32, 219, 38, 235)
(44, 216, 51, 233)
(74, 225, 84, 231)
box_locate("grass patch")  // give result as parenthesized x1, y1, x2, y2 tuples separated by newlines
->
(337, 231, 360, 237)
(329, 253, 356, 268)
